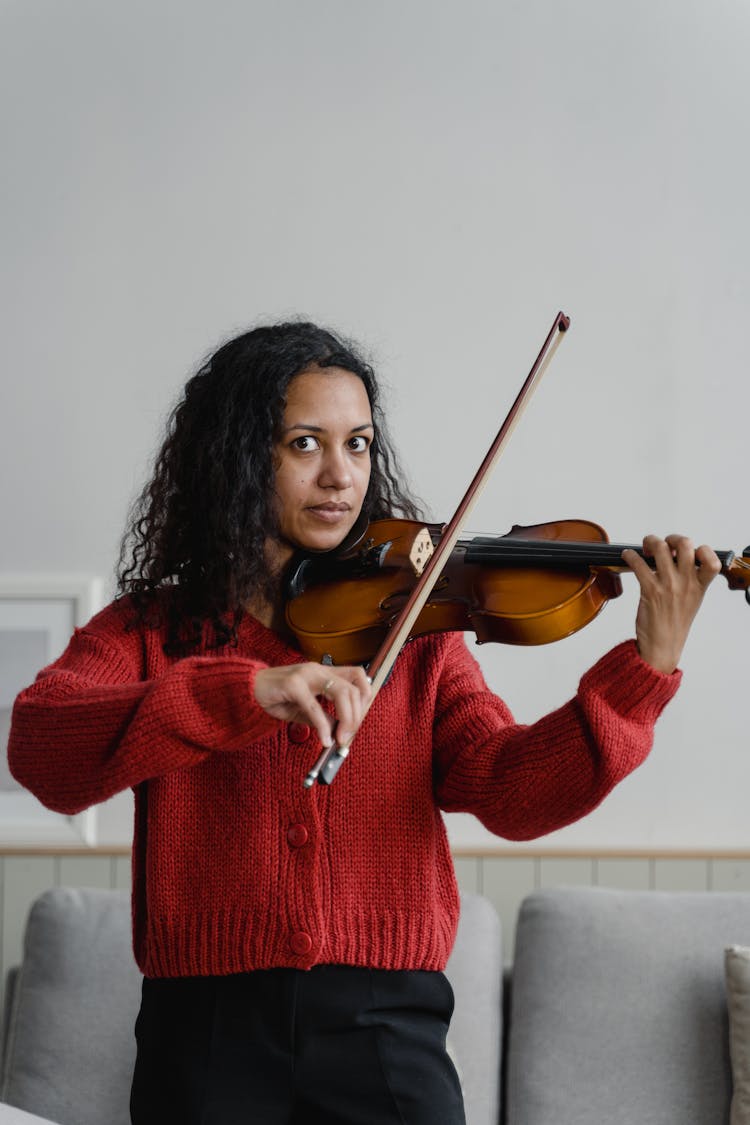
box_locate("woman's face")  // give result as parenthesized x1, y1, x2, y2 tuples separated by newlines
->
(268, 365, 373, 568)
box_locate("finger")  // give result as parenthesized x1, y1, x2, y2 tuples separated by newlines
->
(328, 686, 359, 747)
(319, 674, 337, 700)
(317, 665, 371, 702)
(621, 545, 655, 586)
(664, 534, 696, 573)
(647, 535, 682, 574)
(322, 671, 371, 747)
(339, 665, 373, 712)
(303, 692, 336, 748)
(340, 669, 372, 746)
(640, 533, 660, 558)
(622, 546, 647, 573)
(694, 543, 723, 588)
(284, 668, 335, 745)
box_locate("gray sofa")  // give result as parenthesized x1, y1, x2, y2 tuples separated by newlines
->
(1, 884, 748, 1124)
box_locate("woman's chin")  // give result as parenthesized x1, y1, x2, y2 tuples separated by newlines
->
(290, 511, 362, 554)
(297, 528, 351, 555)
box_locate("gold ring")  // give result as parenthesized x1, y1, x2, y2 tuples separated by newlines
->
(322, 678, 335, 696)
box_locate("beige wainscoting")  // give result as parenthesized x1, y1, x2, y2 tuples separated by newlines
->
(452, 849, 750, 963)
(2, 847, 750, 1009)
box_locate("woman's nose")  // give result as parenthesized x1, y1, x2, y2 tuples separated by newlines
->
(318, 450, 352, 490)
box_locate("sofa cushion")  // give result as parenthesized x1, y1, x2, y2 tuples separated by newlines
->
(725, 944, 750, 1125)
(1, 887, 141, 1125)
(506, 886, 750, 1125)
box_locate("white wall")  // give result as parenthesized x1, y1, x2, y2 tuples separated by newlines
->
(2, 0, 749, 848)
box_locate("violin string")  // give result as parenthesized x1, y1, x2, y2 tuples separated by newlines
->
(461, 539, 735, 568)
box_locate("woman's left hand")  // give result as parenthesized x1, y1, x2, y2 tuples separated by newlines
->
(621, 534, 722, 674)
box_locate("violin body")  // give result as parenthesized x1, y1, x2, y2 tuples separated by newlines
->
(286, 518, 628, 664)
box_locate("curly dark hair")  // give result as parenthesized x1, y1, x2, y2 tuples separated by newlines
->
(117, 321, 422, 652)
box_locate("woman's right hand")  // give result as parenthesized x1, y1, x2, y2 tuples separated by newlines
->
(253, 663, 372, 749)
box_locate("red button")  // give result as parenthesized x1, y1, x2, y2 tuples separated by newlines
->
(288, 723, 311, 743)
(290, 931, 312, 955)
(287, 823, 309, 848)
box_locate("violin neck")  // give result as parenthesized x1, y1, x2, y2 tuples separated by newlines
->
(462, 537, 736, 573)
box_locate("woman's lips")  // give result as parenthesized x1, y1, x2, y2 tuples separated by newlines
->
(306, 503, 351, 523)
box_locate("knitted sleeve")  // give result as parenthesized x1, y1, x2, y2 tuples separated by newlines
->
(8, 604, 279, 816)
(432, 634, 681, 840)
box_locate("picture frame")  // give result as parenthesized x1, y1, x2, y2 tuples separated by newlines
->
(0, 575, 105, 846)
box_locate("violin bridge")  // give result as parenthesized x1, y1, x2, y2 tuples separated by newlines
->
(377, 525, 435, 576)
(409, 526, 434, 576)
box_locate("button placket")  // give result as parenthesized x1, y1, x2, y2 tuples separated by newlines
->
(281, 788, 321, 964)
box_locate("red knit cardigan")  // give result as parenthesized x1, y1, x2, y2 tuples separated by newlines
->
(8, 597, 679, 977)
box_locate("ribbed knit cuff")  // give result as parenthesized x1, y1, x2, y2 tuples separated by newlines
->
(189, 657, 281, 751)
(580, 639, 681, 723)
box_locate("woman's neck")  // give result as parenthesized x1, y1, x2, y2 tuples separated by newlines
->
(245, 558, 295, 641)
(247, 595, 284, 633)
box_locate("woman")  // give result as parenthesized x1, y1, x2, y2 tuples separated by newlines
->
(8, 321, 720, 1124)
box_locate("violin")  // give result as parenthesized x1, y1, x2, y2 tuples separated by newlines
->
(285, 516, 750, 666)
(296, 312, 746, 788)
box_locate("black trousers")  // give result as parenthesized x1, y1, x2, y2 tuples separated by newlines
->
(130, 965, 466, 1125)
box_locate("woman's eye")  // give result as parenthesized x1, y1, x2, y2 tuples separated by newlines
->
(291, 435, 320, 452)
(348, 436, 370, 452)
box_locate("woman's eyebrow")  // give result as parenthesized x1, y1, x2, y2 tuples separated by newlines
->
(282, 422, 375, 435)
